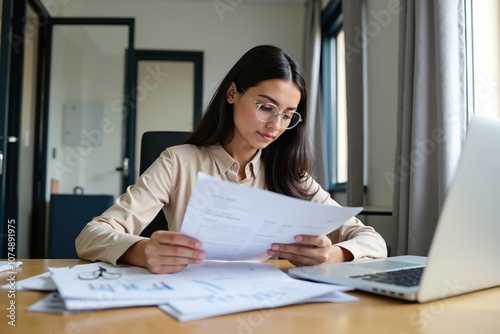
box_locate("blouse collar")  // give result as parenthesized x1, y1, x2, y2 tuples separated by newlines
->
(209, 145, 262, 178)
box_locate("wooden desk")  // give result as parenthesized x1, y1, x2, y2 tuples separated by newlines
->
(1, 259, 499, 333)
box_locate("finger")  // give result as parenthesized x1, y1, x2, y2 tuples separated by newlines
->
(294, 235, 332, 248)
(151, 231, 203, 250)
(145, 242, 206, 263)
(268, 243, 329, 264)
(270, 250, 320, 267)
(269, 243, 318, 258)
(159, 243, 207, 261)
(149, 263, 189, 274)
(145, 247, 205, 273)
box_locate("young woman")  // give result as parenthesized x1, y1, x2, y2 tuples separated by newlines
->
(76, 45, 387, 274)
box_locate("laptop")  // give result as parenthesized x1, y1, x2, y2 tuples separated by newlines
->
(289, 114, 500, 303)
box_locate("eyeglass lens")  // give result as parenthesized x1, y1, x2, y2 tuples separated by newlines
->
(256, 103, 301, 129)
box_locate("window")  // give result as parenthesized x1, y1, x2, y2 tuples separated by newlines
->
(321, 0, 348, 190)
(468, 0, 500, 118)
(334, 29, 348, 184)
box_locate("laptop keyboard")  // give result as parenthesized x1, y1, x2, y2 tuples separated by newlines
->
(349, 267, 424, 287)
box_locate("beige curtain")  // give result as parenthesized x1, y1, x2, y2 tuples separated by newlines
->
(393, 0, 467, 255)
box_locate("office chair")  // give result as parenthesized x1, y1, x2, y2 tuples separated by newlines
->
(139, 131, 191, 237)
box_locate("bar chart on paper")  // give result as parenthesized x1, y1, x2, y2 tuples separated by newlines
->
(49, 263, 212, 301)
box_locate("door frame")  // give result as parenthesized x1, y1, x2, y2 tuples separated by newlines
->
(0, 0, 52, 258)
(31, 17, 135, 257)
(0, 0, 15, 259)
(26, 0, 50, 258)
(0, 0, 40, 258)
(132, 49, 204, 135)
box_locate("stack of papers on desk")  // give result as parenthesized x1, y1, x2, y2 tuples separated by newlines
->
(157, 261, 356, 321)
(47, 262, 213, 310)
(20, 262, 213, 313)
(18, 261, 356, 320)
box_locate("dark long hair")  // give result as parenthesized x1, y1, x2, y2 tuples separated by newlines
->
(186, 45, 315, 200)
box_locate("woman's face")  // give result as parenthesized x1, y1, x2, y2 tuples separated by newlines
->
(227, 79, 302, 151)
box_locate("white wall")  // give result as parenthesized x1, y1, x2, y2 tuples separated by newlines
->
(365, 0, 399, 208)
(471, 0, 500, 117)
(363, 0, 400, 252)
(43, 0, 306, 109)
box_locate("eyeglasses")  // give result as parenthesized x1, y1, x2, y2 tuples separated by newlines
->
(241, 89, 302, 130)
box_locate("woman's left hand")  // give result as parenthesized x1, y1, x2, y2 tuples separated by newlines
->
(267, 235, 353, 267)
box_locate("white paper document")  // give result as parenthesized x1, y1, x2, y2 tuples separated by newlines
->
(30, 291, 165, 312)
(28, 292, 75, 314)
(0, 261, 22, 272)
(180, 173, 363, 261)
(1, 271, 58, 291)
(158, 261, 356, 322)
(1, 266, 67, 291)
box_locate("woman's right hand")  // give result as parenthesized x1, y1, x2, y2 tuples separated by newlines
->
(121, 231, 206, 274)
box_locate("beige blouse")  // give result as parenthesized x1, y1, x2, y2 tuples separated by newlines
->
(75, 144, 387, 265)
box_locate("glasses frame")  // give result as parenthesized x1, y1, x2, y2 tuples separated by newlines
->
(241, 88, 302, 130)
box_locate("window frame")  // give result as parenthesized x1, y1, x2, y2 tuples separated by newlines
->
(321, 0, 346, 193)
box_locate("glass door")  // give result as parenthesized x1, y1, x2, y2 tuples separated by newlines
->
(46, 24, 130, 197)
(30, 19, 135, 257)
(16, 3, 40, 258)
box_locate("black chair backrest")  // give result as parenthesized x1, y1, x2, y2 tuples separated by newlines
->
(139, 131, 191, 237)
(139, 131, 191, 175)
